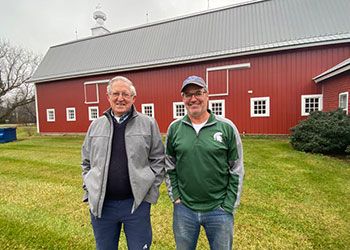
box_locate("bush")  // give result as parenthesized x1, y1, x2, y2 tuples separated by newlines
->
(290, 109, 350, 155)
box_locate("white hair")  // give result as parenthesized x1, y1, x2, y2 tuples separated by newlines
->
(107, 76, 137, 96)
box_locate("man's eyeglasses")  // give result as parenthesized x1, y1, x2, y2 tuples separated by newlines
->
(110, 92, 132, 99)
(182, 89, 206, 99)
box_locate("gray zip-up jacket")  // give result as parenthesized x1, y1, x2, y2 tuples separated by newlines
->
(81, 106, 165, 218)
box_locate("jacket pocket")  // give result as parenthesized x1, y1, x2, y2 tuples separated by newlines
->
(90, 135, 109, 170)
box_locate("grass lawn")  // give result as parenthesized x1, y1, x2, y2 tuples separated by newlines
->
(0, 126, 349, 249)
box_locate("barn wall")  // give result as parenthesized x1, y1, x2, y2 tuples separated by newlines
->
(36, 43, 350, 134)
(321, 71, 350, 112)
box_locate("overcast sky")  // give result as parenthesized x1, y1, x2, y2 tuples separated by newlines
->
(0, 0, 248, 55)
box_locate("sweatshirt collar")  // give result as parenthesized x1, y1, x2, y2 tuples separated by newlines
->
(182, 109, 216, 126)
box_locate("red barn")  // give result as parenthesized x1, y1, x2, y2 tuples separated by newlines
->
(30, 0, 350, 135)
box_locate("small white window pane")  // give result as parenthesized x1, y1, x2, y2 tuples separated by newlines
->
(66, 108, 76, 121)
(89, 106, 99, 121)
(142, 104, 154, 118)
(209, 100, 225, 117)
(250, 97, 270, 117)
(46, 109, 55, 122)
(301, 95, 322, 116)
(339, 92, 348, 114)
(173, 102, 187, 119)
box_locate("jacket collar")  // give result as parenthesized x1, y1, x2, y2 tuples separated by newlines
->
(104, 105, 138, 121)
(182, 109, 216, 126)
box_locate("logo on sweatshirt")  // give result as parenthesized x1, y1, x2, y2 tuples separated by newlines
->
(213, 132, 223, 143)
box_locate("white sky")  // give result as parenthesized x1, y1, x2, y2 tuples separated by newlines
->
(0, 0, 248, 55)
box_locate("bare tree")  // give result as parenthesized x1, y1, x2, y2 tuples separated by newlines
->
(0, 39, 41, 122)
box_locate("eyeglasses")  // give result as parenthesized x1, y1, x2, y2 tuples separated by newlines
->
(182, 89, 206, 99)
(110, 92, 132, 99)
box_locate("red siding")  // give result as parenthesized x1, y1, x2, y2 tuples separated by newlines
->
(85, 84, 98, 103)
(36, 43, 350, 134)
(208, 70, 227, 95)
(321, 72, 350, 112)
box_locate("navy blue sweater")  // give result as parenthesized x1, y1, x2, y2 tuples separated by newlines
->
(105, 116, 133, 200)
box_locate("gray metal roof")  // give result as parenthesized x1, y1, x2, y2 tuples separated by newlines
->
(31, 0, 350, 83)
(313, 57, 350, 83)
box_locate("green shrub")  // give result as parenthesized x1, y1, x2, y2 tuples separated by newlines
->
(290, 109, 350, 155)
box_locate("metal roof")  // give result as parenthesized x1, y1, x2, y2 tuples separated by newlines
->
(31, 0, 350, 83)
(313, 57, 350, 83)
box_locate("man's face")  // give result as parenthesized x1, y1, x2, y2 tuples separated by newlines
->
(182, 84, 208, 118)
(107, 80, 135, 116)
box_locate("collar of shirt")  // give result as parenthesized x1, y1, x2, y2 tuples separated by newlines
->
(110, 109, 131, 124)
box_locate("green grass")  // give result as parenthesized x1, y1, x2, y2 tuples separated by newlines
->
(0, 127, 349, 249)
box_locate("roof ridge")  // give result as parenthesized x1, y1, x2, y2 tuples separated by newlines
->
(31, 0, 350, 83)
(49, 0, 267, 49)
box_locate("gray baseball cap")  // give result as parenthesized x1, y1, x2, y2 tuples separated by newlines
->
(181, 75, 208, 92)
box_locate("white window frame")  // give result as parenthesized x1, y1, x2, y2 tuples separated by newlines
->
(66, 107, 76, 121)
(339, 92, 349, 114)
(84, 79, 109, 104)
(46, 109, 55, 122)
(250, 97, 270, 117)
(206, 63, 251, 97)
(301, 94, 323, 116)
(141, 103, 154, 118)
(209, 100, 225, 117)
(173, 102, 187, 119)
(88, 106, 99, 121)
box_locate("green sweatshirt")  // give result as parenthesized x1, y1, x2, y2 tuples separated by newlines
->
(165, 112, 244, 214)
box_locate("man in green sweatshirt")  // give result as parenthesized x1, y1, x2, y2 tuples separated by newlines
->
(165, 75, 244, 250)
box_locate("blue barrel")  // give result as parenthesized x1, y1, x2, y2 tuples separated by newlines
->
(0, 127, 17, 143)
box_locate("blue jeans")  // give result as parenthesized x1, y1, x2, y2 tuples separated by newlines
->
(173, 203, 234, 250)
(90, 199, 152, 250)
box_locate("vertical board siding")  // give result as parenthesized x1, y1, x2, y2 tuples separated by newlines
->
(84, 84, 98, 103)
(208, 70, 227, 95)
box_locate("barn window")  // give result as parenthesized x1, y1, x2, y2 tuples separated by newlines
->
(88, 106, 99, 121)
(66, 107, 76, 121)
(206, 63, 251, 97)
(209, 100, 225, 117)
(142, 104, 154, 118)
(84, 83, 99, 104)
(250, 97, 270, 117)
(173, 102, 187, 118)
(207, 69, 227, 96)
(46, 109, 55, 122)
(301, 95, 323, 116)
(84, 79, 109, 104)
(339, 92, 349, 114)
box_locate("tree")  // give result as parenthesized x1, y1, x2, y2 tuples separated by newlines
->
(0, 39, 41, 122)
(5, 102, 36, 124)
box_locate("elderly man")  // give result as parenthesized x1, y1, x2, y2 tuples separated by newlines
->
(81, 76, 165, 250)
(165, 75, 244, 250)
